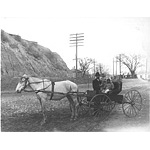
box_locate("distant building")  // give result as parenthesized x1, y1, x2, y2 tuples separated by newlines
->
(71, 69, 83, 78)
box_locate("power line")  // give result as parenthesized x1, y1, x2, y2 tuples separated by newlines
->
(70, 36, 84, 39)
(70, 33, 84, 35)
(69, 33, 84, 80)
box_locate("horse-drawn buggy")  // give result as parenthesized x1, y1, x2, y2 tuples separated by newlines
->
(16, 74, 143, 124)
(77, 79, 142, 120)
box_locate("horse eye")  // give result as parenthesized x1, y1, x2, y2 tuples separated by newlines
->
(21, 78, 26, 82)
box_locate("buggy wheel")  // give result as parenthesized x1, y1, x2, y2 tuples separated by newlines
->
(89, 94, 115, 120)
(77, 96, 89, 116)
(122, 90, 142, 117)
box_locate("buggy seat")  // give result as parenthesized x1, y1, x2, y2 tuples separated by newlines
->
(111, 81, 122, 95)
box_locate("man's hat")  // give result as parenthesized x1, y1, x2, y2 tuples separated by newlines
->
(95, 72, 100, 77)
(107, 78, 111, 82)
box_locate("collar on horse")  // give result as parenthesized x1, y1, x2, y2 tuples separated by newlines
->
(50, 81, 55, 100)
(34, 81, 55, 98)
(34, 81, 55, 100)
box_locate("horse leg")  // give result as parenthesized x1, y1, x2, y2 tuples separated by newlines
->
(67, 95, 79, 121)
(73, 97, 79, 120)
(67, 95, 75, 121)
(73, 89, 80, 120)
(37, 94, 47, 125)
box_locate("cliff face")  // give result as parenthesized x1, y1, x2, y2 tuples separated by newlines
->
(1, 30, 71, 78)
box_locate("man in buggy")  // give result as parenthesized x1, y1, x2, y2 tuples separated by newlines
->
(93, 72, 114, 94)
(92, 72, 103, 94)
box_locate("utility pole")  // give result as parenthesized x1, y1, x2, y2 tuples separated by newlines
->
(119, 54, 121, 77)
(70, 33, 84, 81)
(113, 57, 114, 77)
(93, 59, 96, 75)
(116, 56, 118, 76)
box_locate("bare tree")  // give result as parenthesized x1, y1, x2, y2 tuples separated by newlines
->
(96, 63, 108, 74)
(116, 54, 142, 78)
(78, 57, 94, 77)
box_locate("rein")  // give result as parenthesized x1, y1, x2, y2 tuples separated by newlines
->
(20, 76, 78, 100)
(23, 77, 54, 94)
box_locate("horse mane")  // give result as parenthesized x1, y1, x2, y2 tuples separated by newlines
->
(27, 75, 51, 82)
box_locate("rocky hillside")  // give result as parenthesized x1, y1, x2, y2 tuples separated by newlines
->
(1, 30, 71, 78)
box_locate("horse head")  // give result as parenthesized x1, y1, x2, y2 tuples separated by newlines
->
(16, 74, 29, 93)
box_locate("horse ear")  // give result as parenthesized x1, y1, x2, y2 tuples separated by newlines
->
(23, 74, 28, 77)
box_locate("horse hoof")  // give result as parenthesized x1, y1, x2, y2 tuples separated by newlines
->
(70, 117, 77, 121)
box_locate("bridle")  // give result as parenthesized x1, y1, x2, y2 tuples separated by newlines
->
(19, 76, 54, 93)
(20, 76, 29, 91)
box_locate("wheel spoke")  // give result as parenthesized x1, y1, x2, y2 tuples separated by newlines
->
(132, 91, 135, 100)
(127, 105, 131, 115)
(133, 94, 140, 102)
(135, 98, 142, 104)
(129, 106, 132, 116)
(94, 108, 101, 117)
(125, 94, 131, 102)
(129, 106, 135, 117)
(132, 106, 137, 116)
(132, 106, 138, 116)
(123, 103, 130, 111)
(123, 90, 142, 117)
(130, 90, 133, 100)
(90, 94, 114, 119)
(128, 92, 132, 101)
(123, 103, 132, 117)
(135, 97, 142, 104)
(133, 93, 138, 101)
(133, 91, 142, 102)
(133, 104, 141, 111)
(132, 105, 138, 115)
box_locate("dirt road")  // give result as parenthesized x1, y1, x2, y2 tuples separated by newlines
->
(1, 79, 150, 132)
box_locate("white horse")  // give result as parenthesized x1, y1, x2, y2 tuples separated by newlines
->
(15, 74, 79, 125)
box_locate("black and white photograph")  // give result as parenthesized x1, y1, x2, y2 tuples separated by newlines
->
(0, 0, 150, 150)
(1, 17, 150, 132)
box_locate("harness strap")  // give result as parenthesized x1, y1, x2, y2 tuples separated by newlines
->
(34, 80, 52, 94)
(50, 81, 55, 100)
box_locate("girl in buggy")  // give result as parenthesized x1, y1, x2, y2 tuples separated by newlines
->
(102, 78, 114, 94)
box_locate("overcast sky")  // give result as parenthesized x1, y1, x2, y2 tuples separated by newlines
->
(1, 17, 149, 73)
(1, 1, 150, 74)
